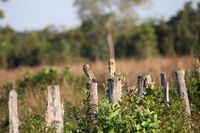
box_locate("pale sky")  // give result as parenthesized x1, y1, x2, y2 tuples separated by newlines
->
(0, 0, 199, 32)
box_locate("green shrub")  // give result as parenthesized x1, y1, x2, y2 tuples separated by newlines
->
(20, 112, 55, 133)
(185, 59, 200, 110)
(69, 80, 200, 133)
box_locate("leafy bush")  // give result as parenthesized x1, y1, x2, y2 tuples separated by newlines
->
(69, 80, 200, 133)
(70, 83, 159, 132)
(20, 112, 55, 133)
(13, 67, 81, 98)
(185, 59, 200, 110)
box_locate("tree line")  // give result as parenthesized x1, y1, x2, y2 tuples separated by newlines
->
(0, 2, 199, 68)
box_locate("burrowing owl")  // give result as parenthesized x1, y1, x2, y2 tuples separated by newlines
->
(83, 64, 96, 82)
(108, 59, 116, 79)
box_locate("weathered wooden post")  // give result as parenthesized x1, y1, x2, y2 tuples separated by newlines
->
(137, 74, 152, 96)
(175, 70, 191, 116)
(9, 89, 19, 133)
(160, 72, 169, 109)
(86, 82, 98, 114)
(45, 85, 64, 133)
(108, 77, 122, 103)
(84, 82, 98, 132)
(143, 74, 152, 88)
(137, 76, 144, 96)
(108, 59, 122, 104)
(82, 64, 98, 127)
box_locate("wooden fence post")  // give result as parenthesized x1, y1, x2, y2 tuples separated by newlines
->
(143, 74, 152, 88)
(137, 76, 144, 96)
(45, 85, 64, 133)
(86, 82, 98, 114)
(108, 77, 122, 104)
(160, 72, 169, 109)
(175, 70, 191, 116)
(9, 89, 19, 133)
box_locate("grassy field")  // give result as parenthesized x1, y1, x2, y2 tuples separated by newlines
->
(0, 56, 194, 85)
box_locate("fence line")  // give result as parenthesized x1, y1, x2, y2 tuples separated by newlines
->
(8, 60, 197, 132)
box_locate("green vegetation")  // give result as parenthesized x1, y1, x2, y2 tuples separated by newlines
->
(186, 60, 200, 110)
(20, 113, 55, 133)
(70, 83, 199, 132)
(0, 2, 200, 68)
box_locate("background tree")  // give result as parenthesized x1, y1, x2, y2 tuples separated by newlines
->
(116, 21, 158, 58)
(74, 0, 149, 60)
(155, 20, 175, 56)
(155, 2, 200, 58)
(0, 0, 9, 19)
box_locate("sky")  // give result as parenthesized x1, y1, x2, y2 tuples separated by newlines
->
(0, 0, 199, 32)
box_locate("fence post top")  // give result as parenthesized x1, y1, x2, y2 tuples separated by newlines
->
(9, 89, 17, 93)
(47, 85, 60, 90)
(109, 58, 115, 62)
(9, 89, 17, 96)
(86, 82, 98, 85)
(161, 72, 166, 75)
(176, 69, 185, 73)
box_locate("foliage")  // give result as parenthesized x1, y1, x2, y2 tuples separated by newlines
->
(116, 22, 158, 58)
(156, 2, 200, 58)
(69, 80, 199, 133)
(79, 20, 108, 61)
(20, 112, 55, 133)
(185, 59, 200, 110)
(14, 67, 75, 98)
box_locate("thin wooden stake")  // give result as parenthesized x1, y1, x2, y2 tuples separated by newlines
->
(45, 85, 64, 133)
(108, 77, 122, 104)
(175, 70, 191, 116)
(9, 89, 19, 133)
(161, 72, 169, 109)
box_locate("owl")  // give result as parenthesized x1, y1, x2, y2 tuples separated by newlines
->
(83, 64, 96, 82)
(108, 58, 116, 79)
